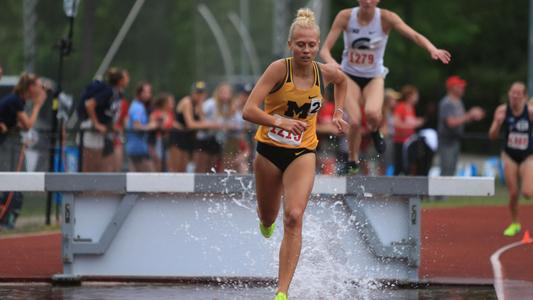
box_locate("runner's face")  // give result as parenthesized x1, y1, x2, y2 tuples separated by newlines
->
(508, 84, 526, 108)
(358, 0, 380, 10)
(289, 27, 319, 65)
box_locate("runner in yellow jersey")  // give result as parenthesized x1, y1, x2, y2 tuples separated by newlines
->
(243, 8, 347, 300)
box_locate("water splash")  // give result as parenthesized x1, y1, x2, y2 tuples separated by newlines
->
(289, 196, 384, 299)
(162, 171, 396, 298)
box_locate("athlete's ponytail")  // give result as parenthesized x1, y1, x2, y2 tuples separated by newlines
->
(288, 8, 320, 41)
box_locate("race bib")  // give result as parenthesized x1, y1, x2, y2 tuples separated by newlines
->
(349, 49, 375, 67)
(267, 126, 303, 146)
(507, 132, 529, 150)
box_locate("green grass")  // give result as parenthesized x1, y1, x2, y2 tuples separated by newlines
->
(422, 183, 533, 209)
(0, 223, 59, 237)
(0, 192, 60, 236)
(19, 192, 50, 217)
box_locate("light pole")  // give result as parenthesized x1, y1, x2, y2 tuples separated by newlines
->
(46, 0, 80, 225)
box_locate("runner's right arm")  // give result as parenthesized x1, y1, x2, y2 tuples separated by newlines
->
(488, 104, 506, 140)
(319, 9, 350, 67)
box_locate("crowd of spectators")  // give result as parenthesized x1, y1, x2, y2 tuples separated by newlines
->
(0, 65, 492, 176)
(74, 68, 254, 174)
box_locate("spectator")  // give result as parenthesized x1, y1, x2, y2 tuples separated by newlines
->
(381, 88, 400, 175)
(168, 81, 218, 172)
(437, 75, 485, 176)
(223, 83, 253, 173)
(0, 73, 47, 171)
(316, 95, 342, 175)
(421, 101, 438, 130)
(149, 92, 177, 171)
(393, 85, 424, 175)
(113, 93, 129, 171)
(403, 128, 438, 175)
(0, 73, 46, 146)
(196, 82, 232, 173)
(0, 65, 3, 80)
(125, 82, 156, 172)
(78, 67, 129, 172)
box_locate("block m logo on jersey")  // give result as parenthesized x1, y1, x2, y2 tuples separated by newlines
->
(284, 99, 321, 119)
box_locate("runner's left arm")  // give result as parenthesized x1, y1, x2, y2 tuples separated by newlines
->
(383, 10, 451, 64)
(319, 63, 348, 133)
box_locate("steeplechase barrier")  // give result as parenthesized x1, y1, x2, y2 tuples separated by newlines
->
(0, 173, 494, 284)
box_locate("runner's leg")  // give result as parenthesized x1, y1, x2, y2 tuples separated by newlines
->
(254, 154, 283, 228)
(362, 77, 385, 131)
(277, 153, 315, 295)
(502, 152, 519, 223)
(519, 155, 533, 199)
(344, 78, 363, 171)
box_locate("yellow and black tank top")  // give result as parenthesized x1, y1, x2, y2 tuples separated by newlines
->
(255, 57, 325, 150)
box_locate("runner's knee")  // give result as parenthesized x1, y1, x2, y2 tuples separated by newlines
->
(283, 208, 304, 229)
(350, 121, 361, 131)
(364, 107, 382, 127)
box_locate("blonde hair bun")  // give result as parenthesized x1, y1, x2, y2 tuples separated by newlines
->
(288, 8, 320, 40)
(296, 8, 316, 23)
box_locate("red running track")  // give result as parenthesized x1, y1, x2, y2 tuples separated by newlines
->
(1, 205, 532, 283)
(420, 204, 533, 284)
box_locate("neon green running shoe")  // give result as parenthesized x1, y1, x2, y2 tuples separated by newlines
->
(259, 222, 276, 239)
(275, 291, 287, 300)
(503, 223, 521, 237)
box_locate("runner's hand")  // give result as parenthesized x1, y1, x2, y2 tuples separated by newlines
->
(279, 117, 308, 136)
(494, 108, 506, 125)
(333, 110, 348, 133)
(325, 61, 342, 71)
(0, 123, 7, 134)
(430, 49, 451, 64)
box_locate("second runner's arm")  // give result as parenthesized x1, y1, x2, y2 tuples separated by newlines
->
(382, 10, 451, 64)
(319, 10, 350, 67)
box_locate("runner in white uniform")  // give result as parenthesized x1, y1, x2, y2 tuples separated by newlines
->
(341, 7, 389, 79)
(320, 0, 451, 174)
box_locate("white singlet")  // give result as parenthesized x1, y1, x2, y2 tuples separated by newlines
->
(340, 7, 389, 78)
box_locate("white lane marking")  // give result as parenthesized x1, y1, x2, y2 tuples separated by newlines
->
(490, 240, 525, 300)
